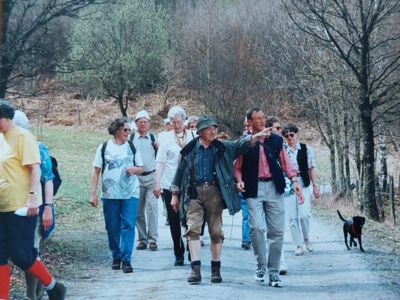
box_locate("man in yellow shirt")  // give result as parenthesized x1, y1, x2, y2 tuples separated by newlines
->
(0, 101, 66, 300)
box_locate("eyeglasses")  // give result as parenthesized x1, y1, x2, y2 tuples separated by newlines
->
(284, 132, 295, 138)
(273, 126, 282, 131)
(190, 125, 196, 129)
(122, 128, 131, 133)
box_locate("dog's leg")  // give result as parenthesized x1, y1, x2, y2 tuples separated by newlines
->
(343, 226, 350, 250)
(358, 237, 365, 252)
(351, 237, 357, 247)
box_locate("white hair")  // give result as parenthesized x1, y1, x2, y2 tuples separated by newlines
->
(167, 105, 186, 121)
(13, 110, 30, 129)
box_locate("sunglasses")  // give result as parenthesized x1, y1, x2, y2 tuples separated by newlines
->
(190, 125, 196, 129)
(284, 133, 295, 138)
(273, 126, 282, 131)
(122, 128, 131, 133)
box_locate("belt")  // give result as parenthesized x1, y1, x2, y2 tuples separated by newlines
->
(259, 177, 272, 182)
(194, 181, 217, 186)
(139, 170, 156, 176)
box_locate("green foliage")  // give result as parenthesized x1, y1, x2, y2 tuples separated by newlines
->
(62, 0, 169, 106)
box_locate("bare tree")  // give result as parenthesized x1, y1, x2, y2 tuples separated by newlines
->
(0, 0, 105, 98)
(283, 0, 400, 221)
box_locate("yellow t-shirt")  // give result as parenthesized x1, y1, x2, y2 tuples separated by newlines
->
(0, 126, 41, 212)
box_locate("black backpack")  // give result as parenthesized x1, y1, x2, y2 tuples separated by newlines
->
(40, 156, 62, 198)
(101, 140, 137, 175)
(129, 132, 158, 156)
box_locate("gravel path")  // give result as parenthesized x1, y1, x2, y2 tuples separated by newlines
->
(65, 208, 400, 300)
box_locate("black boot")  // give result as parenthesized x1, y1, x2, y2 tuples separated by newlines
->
(211, 261, 222, 283)
(47, 282, 67, 300)
(187, 260, 201, 284)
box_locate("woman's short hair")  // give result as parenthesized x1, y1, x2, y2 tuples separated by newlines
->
(167, 105, 186, 121)
(108, 117, 130, 135)
(187, 115, 199, 125)
(282, 123, 299, 136)
(265, 116, 280, 128)
(0, 100, 15, 120)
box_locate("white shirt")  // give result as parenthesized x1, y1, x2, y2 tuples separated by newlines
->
(284, 142, 316, 171)
(157, 130, 171, 148)
(93, 139, 143, 199)
(156, 130, 194, 190)
(131, 132, 157, 172)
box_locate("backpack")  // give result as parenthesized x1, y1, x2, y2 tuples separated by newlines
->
(50, 156, 62, 196)
(129, 132, 158, 156)
(101, 140, 137, 175)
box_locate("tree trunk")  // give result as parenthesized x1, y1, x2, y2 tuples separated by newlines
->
(360, 100, 379, 221)
(343, 112, 351, 198)
(378, 121, 388, 193)
(326, 120, 337, 194)
(117, 94, 127, 117)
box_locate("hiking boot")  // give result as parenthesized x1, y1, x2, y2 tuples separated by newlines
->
(305, 241, 314, 252)
(241, 241, 251, 250)
(187, 261, 201, 284)
(211, 261, 222, 283)
(254, 267, 266, 282)
(269, 273, 283, 288)
(122, 261, 133, 273)
(136, 242, 147, 250)
(279, 262, 288, 275)
(174, 256, 184, 266)
(149, 242, 158, 251)
(111, 258, 121, 270)
(294, 245, 304, 256)
(47, 282, 67, 300)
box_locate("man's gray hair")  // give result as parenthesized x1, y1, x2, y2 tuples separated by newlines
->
(167, 105, 186, 121)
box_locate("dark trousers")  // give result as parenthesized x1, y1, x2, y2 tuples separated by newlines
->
(0, 212, 38, 270)
(162, 189, 185, 258)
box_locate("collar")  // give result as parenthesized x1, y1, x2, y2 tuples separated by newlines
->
(135, 131, 150, 139)
(180, 137, 225, 157)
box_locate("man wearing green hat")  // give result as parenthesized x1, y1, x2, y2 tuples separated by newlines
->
(170, 115, 270, 285)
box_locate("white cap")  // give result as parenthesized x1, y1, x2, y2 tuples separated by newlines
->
(135, 110, 150, 121)
(13, 110, 29, 129)
(164, 117, 170, 125)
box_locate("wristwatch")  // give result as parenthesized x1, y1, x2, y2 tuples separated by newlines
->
(44, 203, 53, 207)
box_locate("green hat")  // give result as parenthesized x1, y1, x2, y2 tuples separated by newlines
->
(196, 115, 218, 134)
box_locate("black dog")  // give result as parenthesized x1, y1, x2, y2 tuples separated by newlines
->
(337, 210, 365, 252)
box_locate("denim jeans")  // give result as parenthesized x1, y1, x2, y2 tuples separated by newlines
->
(240, 193, 250, 243)
(102, 197, 138, 262)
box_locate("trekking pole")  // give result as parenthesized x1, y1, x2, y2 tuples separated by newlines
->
(229, 215, 234, 241)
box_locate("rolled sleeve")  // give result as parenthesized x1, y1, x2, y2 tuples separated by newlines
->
(279, 147, 297, 179)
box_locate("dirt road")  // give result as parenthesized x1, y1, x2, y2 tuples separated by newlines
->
(65, 209, 400, 300)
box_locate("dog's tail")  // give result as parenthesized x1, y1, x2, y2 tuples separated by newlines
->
(337, 210, 346, 222)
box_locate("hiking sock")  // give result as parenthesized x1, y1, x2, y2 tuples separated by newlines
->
(191, 260, 201, 267)
(0, 264, 10, 299)
(211, 261, 221, 268)
(26, 259, 53, 287)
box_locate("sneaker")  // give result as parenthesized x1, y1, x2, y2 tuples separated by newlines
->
(254, 267, 266, 282)
(294, 245, 304, 256)
(122, 261, 133, 273)
(111, 258, 121, 270)
(47, 282, 67, 300)
(269, 273, 283, 288)
(241, 241, 251, 250)
(149, 242, 158, 251)
(305, 241, 314, 252)
(174, 256, 184, 266)
(136, 242, 147, 250)
(279, 263, 288, 275)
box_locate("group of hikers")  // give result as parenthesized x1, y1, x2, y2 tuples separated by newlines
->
(89, 105, 320, 289)
(0, 98, 320, 300)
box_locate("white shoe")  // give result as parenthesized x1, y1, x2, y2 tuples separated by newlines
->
(294, 246, 304, 256)
(305, 241, 314, 252)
